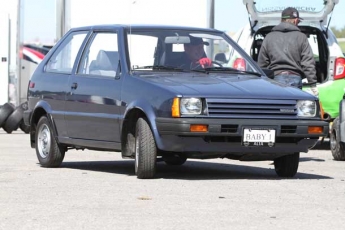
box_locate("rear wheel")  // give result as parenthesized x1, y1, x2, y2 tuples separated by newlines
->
(134, 118, 157, 179)
(35, 116, 65, 167)
(274, 153, 300, 177)
(330, 117, 345, 160)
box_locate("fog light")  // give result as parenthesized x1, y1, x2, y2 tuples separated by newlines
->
(190, 124, 208, 132)
(308, 126, 323, 134)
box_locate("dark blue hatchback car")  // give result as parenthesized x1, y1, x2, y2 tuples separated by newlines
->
(24, 25, 328, 179)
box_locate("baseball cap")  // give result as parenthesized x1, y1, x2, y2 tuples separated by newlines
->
(281, 7, 303, 20)
(187, 36, 209, 46)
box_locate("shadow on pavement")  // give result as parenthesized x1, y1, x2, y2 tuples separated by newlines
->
(310, 139, 330, 151)
(299, 157, 325, 162)
(59, 159, 332, 180)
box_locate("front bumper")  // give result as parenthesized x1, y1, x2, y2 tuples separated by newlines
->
(155, 118, 329, 156)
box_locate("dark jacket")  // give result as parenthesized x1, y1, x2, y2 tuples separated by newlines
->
(258, 22, 316, 84)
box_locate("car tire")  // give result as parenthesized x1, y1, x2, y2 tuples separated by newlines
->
(19, 120, 30, 134)
(330, 117, 345, 161)
(134, 117, 157, 179)
(2, 106, 24, 134)
(35, 116, 65, 167)
(274, 152, 299, 177)
(163, 154, 187, 166)
(0, 103, 15, 128)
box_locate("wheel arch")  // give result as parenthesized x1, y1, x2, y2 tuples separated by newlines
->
(29, 101, 59, 149)
(121, 100, 163, 156)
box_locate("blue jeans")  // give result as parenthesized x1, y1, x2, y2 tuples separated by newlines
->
(274, 74, 303, 89)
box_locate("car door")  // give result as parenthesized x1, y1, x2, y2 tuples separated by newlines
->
(65, 30, 122, 145)
(41, 30, 89, 138)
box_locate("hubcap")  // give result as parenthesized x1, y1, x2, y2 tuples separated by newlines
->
(37, 124, 51, 158)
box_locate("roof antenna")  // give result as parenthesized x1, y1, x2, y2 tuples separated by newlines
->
(129, 0, 137, 72)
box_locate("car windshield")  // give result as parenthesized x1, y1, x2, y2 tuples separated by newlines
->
(253, 0, 326, 13)
(126, 28, 260, 74)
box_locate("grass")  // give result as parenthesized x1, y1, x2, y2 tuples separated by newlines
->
(339, 41, 345, 53)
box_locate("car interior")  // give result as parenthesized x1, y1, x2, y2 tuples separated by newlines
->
(250, 26, 329, 84)
(89, 50, 119, 77)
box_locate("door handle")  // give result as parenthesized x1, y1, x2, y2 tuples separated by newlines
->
(71, 82, 78, 90)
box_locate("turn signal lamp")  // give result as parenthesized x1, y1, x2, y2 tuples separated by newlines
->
(308, 126, 323, 134)
(172, 98, 180, 118)
(190, 124, 208, 132)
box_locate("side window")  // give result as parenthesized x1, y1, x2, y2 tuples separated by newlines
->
(46, 31, 88, 74)
(77, 32, 119, 77)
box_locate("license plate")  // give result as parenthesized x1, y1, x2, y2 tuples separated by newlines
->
(242, 128, 276, 147)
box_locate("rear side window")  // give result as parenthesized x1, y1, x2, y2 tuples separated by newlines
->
(45, 31, 88, 74)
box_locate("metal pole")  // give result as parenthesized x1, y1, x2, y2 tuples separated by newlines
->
(56, 0, 65, 41)
(208, 0, 214, 29)
(15, 0, 22, 106)
(207, 0, 214, 58)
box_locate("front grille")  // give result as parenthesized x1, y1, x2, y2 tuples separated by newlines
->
(281, 125, 297, 133)
(206, 98, 297, 118)
(221, 125, 238, 133)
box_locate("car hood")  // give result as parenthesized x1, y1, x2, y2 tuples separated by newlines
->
(140, 73, 314, 100)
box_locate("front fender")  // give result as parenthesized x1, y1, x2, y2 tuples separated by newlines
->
(123, 99, 165, 150)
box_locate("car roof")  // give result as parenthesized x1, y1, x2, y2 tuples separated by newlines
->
(69, 24, 221, 32)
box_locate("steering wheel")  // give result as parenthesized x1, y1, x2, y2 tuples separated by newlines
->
(211, 61, 223, 67)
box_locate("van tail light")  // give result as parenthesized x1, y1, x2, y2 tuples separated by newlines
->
(233, 58, 246, 71)
(334, 57, 345, 80)
(29, 81, 35, 88)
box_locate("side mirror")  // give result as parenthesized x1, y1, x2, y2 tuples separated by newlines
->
(261, 68, 274, 79)
(214, 53, 227, 63)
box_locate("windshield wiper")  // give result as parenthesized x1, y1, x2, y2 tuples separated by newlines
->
(203, 67, 262, 77)
(132, 65, 185, 71)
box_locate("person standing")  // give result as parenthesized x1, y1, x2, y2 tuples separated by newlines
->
(258, 7, 318, 96)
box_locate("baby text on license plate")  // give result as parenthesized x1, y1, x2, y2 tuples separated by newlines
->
(242, 128, 276, 147)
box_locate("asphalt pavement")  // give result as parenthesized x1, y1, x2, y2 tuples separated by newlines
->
(1, 130, 345, 230)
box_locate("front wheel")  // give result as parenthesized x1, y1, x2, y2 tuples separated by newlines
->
(274, 153, 299, 177)
(35, 116, 65, 167)
(135, 118, 157, 179)
(330, 117, 345, 160)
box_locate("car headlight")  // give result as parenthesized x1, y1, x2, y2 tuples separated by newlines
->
(180, 98, 202, 115)
(297, 100, 316, 117)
